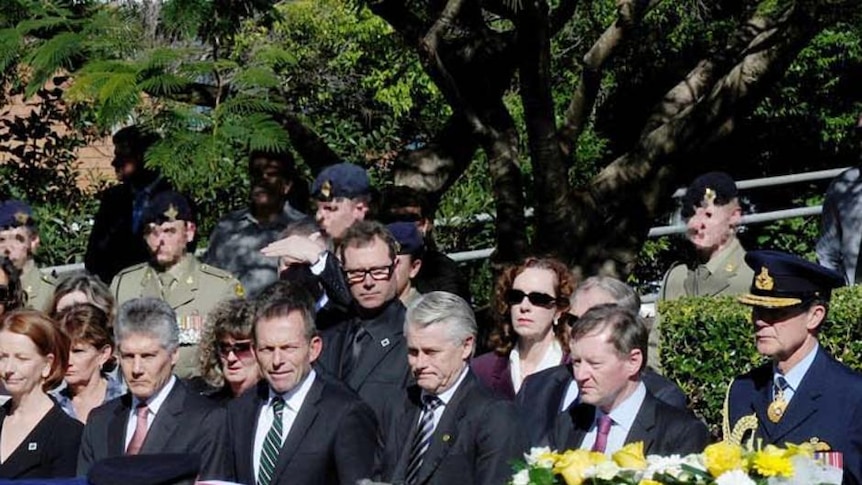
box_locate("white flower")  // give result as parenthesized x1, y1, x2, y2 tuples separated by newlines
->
(70, 222, 81, 232)
(716, 469, 756, 485)
(642, 454, 691, 480)
(524, 447, 552, 467)
(585, 461, 621, 480)
(511, 468, 530, 485)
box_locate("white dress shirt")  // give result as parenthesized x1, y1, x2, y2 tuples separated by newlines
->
(419, 366, 469, 431)
(253, 369, 317, 480)
(509, 340, 563, 393)
(579, 381, 647, 455)
(774, 341, 819, 404)
(124, 375, 177, 450)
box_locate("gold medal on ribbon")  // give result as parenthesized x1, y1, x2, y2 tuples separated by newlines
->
(767, 396, 787, 423)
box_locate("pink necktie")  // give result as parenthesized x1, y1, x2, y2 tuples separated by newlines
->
(126, 404, 149, 455)
(591, 414, 613, 453)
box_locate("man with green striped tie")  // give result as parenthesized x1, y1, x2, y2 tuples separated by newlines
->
(226, 283, 378, 485)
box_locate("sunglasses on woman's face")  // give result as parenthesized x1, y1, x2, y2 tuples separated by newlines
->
(505, 289, 559, 309)
(217, 340, 254, 359)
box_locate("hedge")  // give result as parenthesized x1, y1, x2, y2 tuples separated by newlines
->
(658, 284, 862, 438)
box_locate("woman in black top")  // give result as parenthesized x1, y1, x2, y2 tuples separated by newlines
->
(0, 310, 82, 478)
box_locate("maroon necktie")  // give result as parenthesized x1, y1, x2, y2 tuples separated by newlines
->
(591, 414, 613, 453)
(126, 403, 149, 455)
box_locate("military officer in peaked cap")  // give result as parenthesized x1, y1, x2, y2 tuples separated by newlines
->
(725, 250, 862, 485)
(110, 191, 244, 378)
(0, 200, 56, 311)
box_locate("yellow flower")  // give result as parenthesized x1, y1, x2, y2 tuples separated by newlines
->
(638, 480, 663, 485)
(783, 442, 814, 458)
(553, 449, 606, 485)
(613, 442, 647, 470)
(751, 445, 794, 477)
(703, 441, 746, 477)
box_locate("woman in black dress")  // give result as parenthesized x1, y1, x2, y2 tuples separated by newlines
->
(0, 310, 82, 478)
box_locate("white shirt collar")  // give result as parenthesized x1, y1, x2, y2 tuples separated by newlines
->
(509, 339, 563, 393)
(268, 369, 317, 412)
(603, 381, 647, 435)
(775, 341, 819, 392)
(424, 365, 469, 405)
(133, 375, 176, 414)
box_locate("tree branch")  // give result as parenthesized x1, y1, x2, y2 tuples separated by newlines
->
(557, 0, 662, 159)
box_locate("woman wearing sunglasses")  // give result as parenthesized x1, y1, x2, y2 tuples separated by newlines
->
(51, 304, 125, 423)
(472, 257, 574, 399)
(193, 298, 260, 402)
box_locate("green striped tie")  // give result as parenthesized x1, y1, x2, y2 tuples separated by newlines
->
(257, 397, 285, 485)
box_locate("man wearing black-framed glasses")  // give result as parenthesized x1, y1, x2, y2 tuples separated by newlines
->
(316, 220, 411, 424)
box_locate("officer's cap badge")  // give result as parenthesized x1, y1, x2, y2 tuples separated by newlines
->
(755, 267, 774, 291)
(320, 180, 332, 199)
(14, 212, 29, 225)
(703, 187, 716, 205)
(164, 204, 179, 222)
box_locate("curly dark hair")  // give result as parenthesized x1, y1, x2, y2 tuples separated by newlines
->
(198, 298, 256, 388)
(0, 257, 26, 313)
(486, 257, 575, 356)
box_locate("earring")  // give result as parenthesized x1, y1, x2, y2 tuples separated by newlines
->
(553, 317, 559, 327)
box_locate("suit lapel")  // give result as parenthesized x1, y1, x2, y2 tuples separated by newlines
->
(238, 384, 269, 483)
(109, 395, 133, 456)
(141, 382, 184, 453)
(563, 403, 594, 450)
(347, 313, 403, 389)
(271, 378, 324, 481)
(624, 395, 658, 453)
(769, 349, 827, 443)
(393, 387, 423, 481)
(416, 371, 477, 484)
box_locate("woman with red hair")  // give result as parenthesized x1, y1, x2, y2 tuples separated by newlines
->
(472, 257, 574, 399)
(0, 310, 82, 478)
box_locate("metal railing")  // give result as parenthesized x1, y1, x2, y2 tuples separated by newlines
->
(446, 167, 848, 262)
(43, 167, 849, 274)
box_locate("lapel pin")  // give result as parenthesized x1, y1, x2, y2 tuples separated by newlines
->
(381, 338, 390, 347)
(28, 442, 37, 451)
(442, 434, 451, 442)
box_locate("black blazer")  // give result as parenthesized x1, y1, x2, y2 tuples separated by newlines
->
(0, 401, 82, 479)
(551, 389, 709, 455)
(77, 378, 230, 480)
(517, 365, 689, 447)
(377, 370, 527, 485)
(317, 300, 411, 424)
(227, 376, 378, 485)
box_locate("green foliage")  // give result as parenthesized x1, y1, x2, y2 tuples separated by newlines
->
(659, 285, 862, 438)
(0, 86, 99, 265)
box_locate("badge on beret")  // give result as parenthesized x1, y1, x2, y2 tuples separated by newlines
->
(320, 180, 332, 199)
(164, 204, 179, 221)
(755, 267, 774, 291)
(14, 212, 29, 225)
(235, 283, 245, 298)
(703, 187, 716, 205)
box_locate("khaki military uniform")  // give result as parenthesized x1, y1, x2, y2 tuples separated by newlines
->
(21, 260, 57, 312)
(110, 254, 244, 378)
(652, 238, 753, 371)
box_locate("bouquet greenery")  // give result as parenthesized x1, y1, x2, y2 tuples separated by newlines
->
(510, 441, 842, 485)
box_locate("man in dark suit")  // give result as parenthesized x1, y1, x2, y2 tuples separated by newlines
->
(518, 276, 689, 446)
(551, 304, 709, 455)
(313, 221, 411, 422)
(227, 284, 378, 485)
(377, 291, 526, 485)
(77, 298, 229, 480)
(85, 126, 171, 284)
(726, 250, 862, 484)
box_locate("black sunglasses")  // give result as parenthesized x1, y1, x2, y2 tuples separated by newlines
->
(217, 341, 254, 359)
(505, 289, 560, 309)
